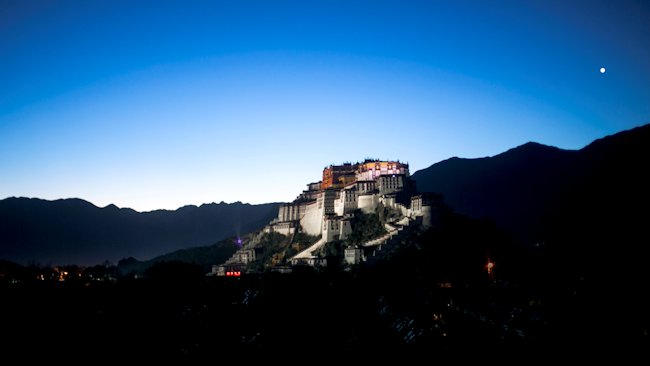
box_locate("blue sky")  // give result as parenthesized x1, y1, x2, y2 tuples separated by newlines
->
(1, 0, 649, 211)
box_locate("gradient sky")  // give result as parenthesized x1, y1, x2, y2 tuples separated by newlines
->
(1, 0, 649, 211)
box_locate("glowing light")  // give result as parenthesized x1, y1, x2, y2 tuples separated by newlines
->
(600, 67, 606, 74)
(486, 260, 495, 275)
(234, 237, 243, 248)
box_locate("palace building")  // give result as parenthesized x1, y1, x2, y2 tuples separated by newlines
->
(217, 158, 438, 273)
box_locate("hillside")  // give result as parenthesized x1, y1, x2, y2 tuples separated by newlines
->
(116, 236, 239, 275)
(412, 124, 650, 247)
(412, 123, 650, 304)
(0, 198, 280, 265)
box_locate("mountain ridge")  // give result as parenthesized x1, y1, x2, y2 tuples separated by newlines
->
(1, 196, 278, 213)
(0, 197, 280, 266)
(412, 123, 650, 247)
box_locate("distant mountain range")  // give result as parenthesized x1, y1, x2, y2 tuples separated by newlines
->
(0, 199, 280, 265)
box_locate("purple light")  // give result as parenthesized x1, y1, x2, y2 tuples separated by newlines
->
(235, 237, 243, 248)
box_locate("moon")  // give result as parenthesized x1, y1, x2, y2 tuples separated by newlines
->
(600, 67, 606, 74)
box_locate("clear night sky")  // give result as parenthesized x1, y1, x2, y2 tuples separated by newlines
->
(1, 0, 649, 211)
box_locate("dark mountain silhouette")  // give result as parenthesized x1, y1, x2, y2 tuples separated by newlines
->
(412, 123, 650, 308)
(412, 124, 650, 248)
(412, 142, 576, 245)
(0, 198, 280, 265)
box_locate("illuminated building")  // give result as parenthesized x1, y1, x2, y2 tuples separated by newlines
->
(219, 158, 436, 271)
(355, 160, 409, 181)
(322, 163, 356, 190)
(321, 160, 409, 190)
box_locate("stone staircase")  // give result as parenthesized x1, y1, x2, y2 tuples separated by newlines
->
(364, 216, 422, 265)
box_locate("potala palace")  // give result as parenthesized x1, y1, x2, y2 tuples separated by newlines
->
(214, 159, 439, 274)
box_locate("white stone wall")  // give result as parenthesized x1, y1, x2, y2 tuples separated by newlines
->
(335, 188, 357, 216)
(271, 222, 296, 236)
(358, 194, 379, 214)
(278, 202, 307, 222)
(339, 219, 352, 240)
(344, 247, 363, 265)
(409, 195, 433, 227)
(300, 200, 323, 236)
(322, 217, 341, 242)
(334, 193, 344, 216)
(420, 206, 433, 228)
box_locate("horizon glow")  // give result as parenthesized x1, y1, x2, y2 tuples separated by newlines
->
(1, 0, 649, 211)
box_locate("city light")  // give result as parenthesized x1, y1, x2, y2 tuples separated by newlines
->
(486, 260, 495, 275)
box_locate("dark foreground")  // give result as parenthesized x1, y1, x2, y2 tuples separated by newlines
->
(1, 269, 647, 362)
